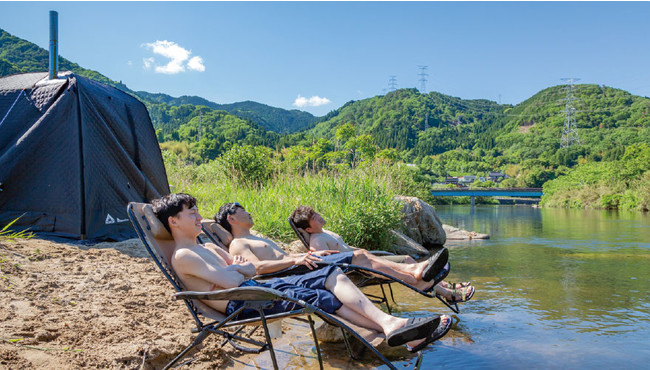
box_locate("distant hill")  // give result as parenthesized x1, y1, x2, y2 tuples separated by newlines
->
(305, 88, 509, 156)
(303, 85, 650, 160)
(136, 91, 319, 133)
(0, 28, 316, 134)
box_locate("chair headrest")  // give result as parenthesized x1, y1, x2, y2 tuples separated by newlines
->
(202, 220, 233, 248)
(142, 204, 173, 241)
(297, 227, 311, 245)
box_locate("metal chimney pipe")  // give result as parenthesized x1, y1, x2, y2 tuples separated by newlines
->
(48, 10, 58, 79)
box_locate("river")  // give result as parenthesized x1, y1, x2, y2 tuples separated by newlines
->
(242, 205, 650, 369)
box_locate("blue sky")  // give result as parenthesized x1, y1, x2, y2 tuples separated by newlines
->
(1, 2, 649, 116)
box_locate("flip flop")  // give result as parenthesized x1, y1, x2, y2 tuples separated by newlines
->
(422, 247, 449, 282)
(422, 262, 451, 294)
(445, 285, 475, 304)
(407, 315, 452, 352)
(386, 316, 441, 347)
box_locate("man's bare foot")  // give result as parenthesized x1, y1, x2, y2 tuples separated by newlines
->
(414, 278, 436, 292)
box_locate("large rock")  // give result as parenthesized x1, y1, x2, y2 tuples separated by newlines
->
(388, 230, 429, 259)
(443, 224, 489, 240)
(394, 196, 446, 248)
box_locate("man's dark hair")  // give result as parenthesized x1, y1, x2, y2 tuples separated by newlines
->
(152, 193, 197, 233)
(290, 205, 315, 231)
(215, 202, 244, 233)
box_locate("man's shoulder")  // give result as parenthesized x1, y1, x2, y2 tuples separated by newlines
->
(172, 245, 204, 268)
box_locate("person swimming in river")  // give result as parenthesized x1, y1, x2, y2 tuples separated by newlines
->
(290, 205, 476, 304)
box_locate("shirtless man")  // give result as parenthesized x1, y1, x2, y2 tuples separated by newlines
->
(216, 203, 448, 294)
(290, 205, 475, 304)
(152, 193, 451, 352)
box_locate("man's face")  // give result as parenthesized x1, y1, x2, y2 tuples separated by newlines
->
(171, 204, 203, 236)
(230, 206, 254, 227)
(308, 212, 326, 230)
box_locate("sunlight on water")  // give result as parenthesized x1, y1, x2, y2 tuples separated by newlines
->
(242, 205, 650, 369)
(407, 205, 650, 369)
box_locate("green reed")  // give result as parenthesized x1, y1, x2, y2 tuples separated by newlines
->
(165, 154, 403, 250)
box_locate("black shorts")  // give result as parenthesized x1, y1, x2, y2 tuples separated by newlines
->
(225, 263, 345, 320)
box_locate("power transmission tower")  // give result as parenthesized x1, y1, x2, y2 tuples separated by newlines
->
(560, 78, 581, 148)
(424, 112, 430, 130)
(418, 65, 428, 93)
(388, 76, 398, 92)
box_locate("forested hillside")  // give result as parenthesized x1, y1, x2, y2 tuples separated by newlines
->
(137, 90, 318, 133)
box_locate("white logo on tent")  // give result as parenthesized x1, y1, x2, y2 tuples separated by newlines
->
(117, 218, 129, 223)
(105, 213, 115, 224)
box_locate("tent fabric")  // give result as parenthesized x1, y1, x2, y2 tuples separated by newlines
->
(0, 72, 169, 241)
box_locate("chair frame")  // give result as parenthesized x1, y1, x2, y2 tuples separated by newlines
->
(286, 217, 461, 314)
(128, 202, 419, 370)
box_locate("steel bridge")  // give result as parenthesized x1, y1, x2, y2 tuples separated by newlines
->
(430, 188, 543, 206)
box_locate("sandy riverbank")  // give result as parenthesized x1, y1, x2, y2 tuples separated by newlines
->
(0, 237, 245, 368)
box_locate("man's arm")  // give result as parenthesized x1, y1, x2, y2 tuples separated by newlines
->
(203, 242, 234, 264)
(310, 233, 357, 252)
(173, 249, 253, 289)
(230, 240, 321, 275)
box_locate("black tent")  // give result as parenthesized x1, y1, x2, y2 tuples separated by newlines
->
(0, 72, 169, 241)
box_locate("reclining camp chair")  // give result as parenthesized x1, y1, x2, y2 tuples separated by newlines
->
(127, 202, 420, 370)
(200, 219, 458, 315)
(287, 218, 461, 314)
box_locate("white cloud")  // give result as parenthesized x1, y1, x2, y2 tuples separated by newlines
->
(142, 57, 154, 70)
(293, 95, 331, 108)
(142, 40, 205, 74)
(187, 56, 205, 72)
(127, 60, 133, 66)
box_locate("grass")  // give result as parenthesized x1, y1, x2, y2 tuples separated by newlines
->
(165, 155, 405, 250)
(0, 215, 34, 241)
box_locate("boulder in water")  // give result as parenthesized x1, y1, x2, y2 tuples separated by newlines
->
(443, 224, 489, 240)
(394, 196, 446, 248)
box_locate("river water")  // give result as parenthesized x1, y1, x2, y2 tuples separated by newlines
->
(398, 205, 650, 369)
(243, 205, 650, 369)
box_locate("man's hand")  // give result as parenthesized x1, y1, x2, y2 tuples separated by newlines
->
(234, 261, 257, 278)
(231, 255, 248, 265)
(294, 252, 322, 270)
(311, 250, 339, 257)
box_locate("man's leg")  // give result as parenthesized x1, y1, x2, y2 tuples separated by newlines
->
(350, 250, 435, 290)
(324, 267, 449, 347)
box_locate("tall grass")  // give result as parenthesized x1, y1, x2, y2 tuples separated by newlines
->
(0, 216, 34, 241)
(165, 153, 404, 250)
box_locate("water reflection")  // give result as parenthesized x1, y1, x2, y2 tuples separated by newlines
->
(415, 205, 650, 368)
(239, 206, 650, 368)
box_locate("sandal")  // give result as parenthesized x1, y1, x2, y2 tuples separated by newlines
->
(445, 285, 475, 304)
(439, 281, 471, 290)
(407, 315, 452, 352)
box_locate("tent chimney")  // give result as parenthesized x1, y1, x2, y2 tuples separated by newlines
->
(49, 10, 58, 80)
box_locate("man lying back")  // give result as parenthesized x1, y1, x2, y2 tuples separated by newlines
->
(152, 193, 451, 352)
(290, 205, 476, 304)
(217, 203, 448, 293)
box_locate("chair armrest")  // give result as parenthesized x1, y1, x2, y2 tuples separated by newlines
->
(369, 250, 394, 256)
(173, 286, 285, 301)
